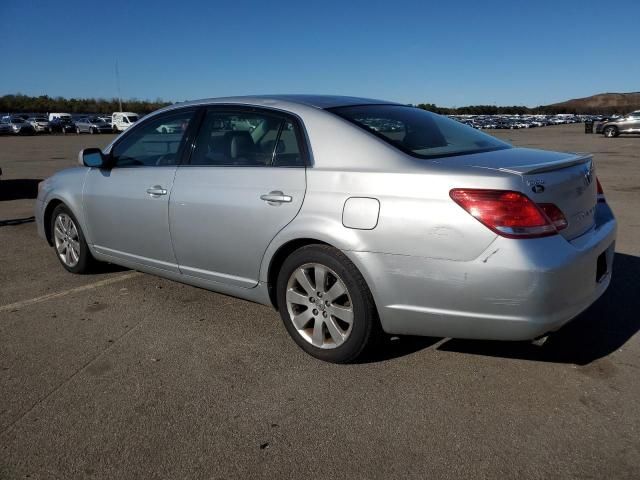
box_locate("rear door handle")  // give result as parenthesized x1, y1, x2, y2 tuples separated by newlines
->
(260, 191, 292, 205)
(146, 186, 167, 196)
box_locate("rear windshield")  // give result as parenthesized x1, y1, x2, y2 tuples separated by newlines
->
(328, 104, 510, 159)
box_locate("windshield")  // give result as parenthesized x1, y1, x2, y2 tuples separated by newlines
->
(11, 118, 25, 123)
(329, 105, 510, 159)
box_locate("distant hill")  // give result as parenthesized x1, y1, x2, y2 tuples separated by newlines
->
(545, 92, 640, 114)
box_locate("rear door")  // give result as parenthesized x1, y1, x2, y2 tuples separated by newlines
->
(169, 107, 307, 288)
(628, 112, 640, 132)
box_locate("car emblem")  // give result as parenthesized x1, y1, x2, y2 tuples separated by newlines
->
(583, 164, 594, 186)
(531, 184, 545, 193)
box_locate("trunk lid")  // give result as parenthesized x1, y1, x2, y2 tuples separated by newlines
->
(445, 147, 597, 240)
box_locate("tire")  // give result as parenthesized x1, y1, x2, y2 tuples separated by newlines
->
(112, 126, 118, 133)
(76, 127, 81, 135)
(276, 244, 380, 363)
(50, 204, 97, 274)
(603, 126, 618, 138)
(90, 127, 96, 134)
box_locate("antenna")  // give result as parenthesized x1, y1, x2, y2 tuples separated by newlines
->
(115, 60, 123, 112)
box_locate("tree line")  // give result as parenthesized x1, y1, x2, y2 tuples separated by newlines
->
(0, 94, 171, 115)
(1, 93, 633, 116)
(414, 103, 627, 115)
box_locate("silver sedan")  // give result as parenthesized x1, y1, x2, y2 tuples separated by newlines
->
(35, 95, 617, 363)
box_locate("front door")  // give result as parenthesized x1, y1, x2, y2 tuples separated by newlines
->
(83, 108, 197, 272)
(169, 108, 308, 288)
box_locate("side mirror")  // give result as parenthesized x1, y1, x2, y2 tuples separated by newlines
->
(79, 148, 108, 168)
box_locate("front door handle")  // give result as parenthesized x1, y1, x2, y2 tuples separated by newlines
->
(260, 191, 292, 205)
(146, 186, 167, 196)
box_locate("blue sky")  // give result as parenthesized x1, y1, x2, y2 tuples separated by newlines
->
(1, 0, 638, 106)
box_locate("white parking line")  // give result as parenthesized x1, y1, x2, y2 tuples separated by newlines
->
(0, 272, 142, 313)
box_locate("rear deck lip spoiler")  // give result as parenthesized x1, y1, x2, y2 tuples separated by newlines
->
(498, 153, 592, 175)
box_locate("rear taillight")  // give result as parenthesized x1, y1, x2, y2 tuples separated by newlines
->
(449, 189, 566, 239)
(538, 203, 568, 231)
(596, 177, 606, 203)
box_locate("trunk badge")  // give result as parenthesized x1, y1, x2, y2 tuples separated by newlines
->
(531, 185, 545, 193)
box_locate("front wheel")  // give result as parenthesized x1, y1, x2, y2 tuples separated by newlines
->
(51, 204, 96, 274)
(276, 245, 380, 363)
(603, 126, 618, 138)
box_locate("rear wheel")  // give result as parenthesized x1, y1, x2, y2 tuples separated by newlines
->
(276, 245, 380, 363)
(603, 126, 618, 138)
(50, 204, 96, 274)
(76, 127, 81, 134)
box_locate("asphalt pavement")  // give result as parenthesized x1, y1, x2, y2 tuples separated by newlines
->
(1, 126, 639, 479)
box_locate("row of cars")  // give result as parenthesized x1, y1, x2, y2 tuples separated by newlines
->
(450, 112, 640, 137)
(450, 114, 600, 130)
(0, 112, 140, 135)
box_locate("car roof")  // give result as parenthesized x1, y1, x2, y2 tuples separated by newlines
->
(171, 94, 399, 111)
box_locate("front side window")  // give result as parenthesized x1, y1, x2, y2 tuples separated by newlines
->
(329, 105, 510, 159)
(111, 110, 195, 167)
(189, 110, 304, 167)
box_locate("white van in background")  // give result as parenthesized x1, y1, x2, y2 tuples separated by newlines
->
(48, 112, 73, 122)
(112, 112, 139, 132)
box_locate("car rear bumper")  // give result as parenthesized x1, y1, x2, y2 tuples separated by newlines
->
(346, 204, 617, 340)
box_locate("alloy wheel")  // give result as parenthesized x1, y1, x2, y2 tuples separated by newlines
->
(53, 213, 81, 267)
(285, 263, 354, 349)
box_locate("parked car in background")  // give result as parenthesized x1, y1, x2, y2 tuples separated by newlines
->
(112, 112, 139, 132)
(35, 95, 616, 363)
(0, 120, 12, 135)
(0, 116, 36, 135)
(75, 116, 113, 134)
(48, 112, 73, 123)
(98, 116, 112, 125)
(155, 121, 188, 133)
(27, 117, 51, 133)
(596, 111, 640, 137)
(49, 116, 76, 134)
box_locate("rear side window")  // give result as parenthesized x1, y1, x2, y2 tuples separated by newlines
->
(329, 105, 510, 159)
(189, 110, 306, 167)
(273, 121, 304, 167)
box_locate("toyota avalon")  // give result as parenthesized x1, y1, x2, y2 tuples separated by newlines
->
(35, 95, 617, 363)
